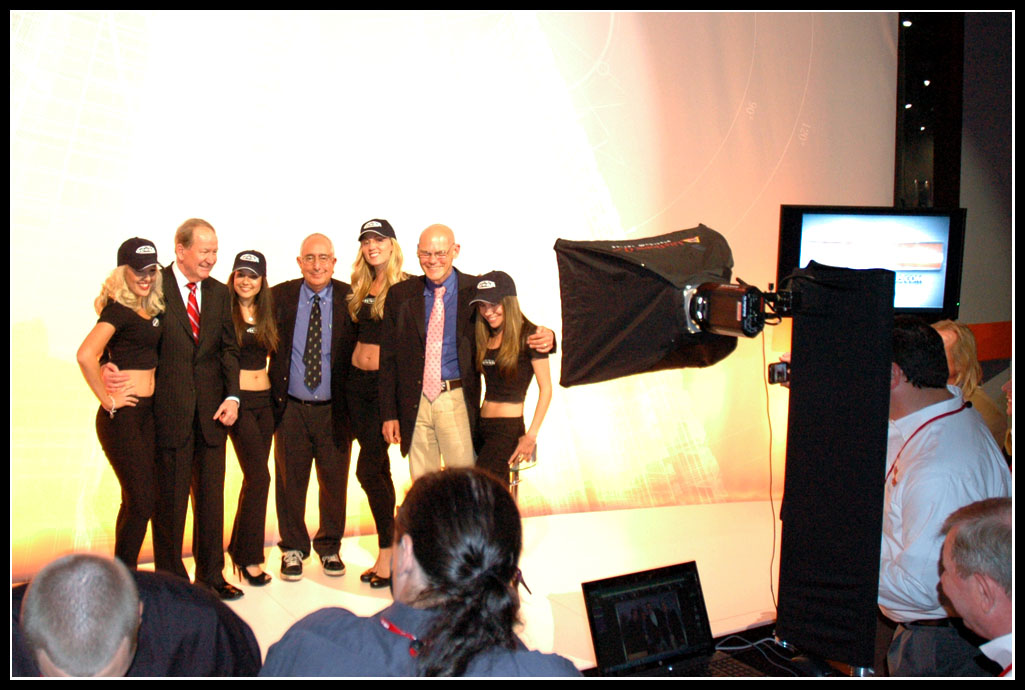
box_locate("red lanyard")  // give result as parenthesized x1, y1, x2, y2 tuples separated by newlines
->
(380, 617, 422, 658)
(885, 402, 969, 486)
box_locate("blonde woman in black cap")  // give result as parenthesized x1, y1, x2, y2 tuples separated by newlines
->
(471, 271, 552, 486)
(77, 238, 165, 568)
(226, 250, 279, 586)
(347, 219, 408, 588)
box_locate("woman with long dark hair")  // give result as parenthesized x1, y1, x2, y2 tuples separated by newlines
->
(471, 271, 552, 486)
(226, 250, 279, 585)
(260, 468, 579, 676)
(77, 238, 165, 569)
(347, 219, 407, 588)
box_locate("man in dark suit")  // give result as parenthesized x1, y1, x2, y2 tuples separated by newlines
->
(103, 219, 240, 599)
(154, 218, 241, 600)
(153, 219, 239, 598)
(13, 553, 261, 677)
(379, 224, 553, 479)
(269, 233, 355, 582)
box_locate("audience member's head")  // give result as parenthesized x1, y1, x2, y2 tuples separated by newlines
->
(889, 316, 953, 420)
(932, 320, 984, 398)
(893, 316, 950, 390)
(939, 498, 1012, 641)
(20, 554, 141, 677)
(392, 468, 522, 676)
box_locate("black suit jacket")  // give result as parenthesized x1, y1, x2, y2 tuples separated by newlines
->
(379, 269, 481, 457)
(268, 278, 356, 449)
(12, 571, 261, 677)
(154, 264, 240, 449)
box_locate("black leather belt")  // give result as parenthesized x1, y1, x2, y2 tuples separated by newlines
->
(905, 618, 955, 627)
(288, 395, 331, 407)
(439, 379, 462, 392)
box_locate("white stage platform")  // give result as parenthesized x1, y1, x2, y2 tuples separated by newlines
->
(210, 500, 782, 671)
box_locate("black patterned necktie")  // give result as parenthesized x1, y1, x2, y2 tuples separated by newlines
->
(304, 294, 322, 390)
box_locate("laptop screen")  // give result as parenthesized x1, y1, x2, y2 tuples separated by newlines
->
(582, 561, 717, 675)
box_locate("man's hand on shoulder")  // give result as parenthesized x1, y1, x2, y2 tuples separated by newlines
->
(527, 326, 555, 354)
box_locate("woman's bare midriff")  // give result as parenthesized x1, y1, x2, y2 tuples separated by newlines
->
(352, 342, 380, 371)
(124, 369, 156, 397)
(481, 400, 525, 419)
(240, 368, 271, 391)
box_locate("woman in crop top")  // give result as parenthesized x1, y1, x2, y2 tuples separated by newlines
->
(225, 250, 279, 586)
(347, 219, 409, 589)
(471, 271, 552, 487)
(77, 238, 165, 569)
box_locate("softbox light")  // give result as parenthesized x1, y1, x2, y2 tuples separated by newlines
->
(554, 224, 737, 387)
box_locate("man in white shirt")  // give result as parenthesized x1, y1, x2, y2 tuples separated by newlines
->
(879, 316, 1011, 676)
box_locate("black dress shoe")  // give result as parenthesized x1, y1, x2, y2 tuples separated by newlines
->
(360, 568, 376, 583)
(369, 573, 391, 589)
(205, 581, 244, 601)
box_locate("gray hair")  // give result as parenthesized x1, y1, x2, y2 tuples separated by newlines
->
(20, 554, 140, 676)
(941, 498, 1011, 597)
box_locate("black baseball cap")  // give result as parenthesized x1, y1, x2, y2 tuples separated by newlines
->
(117, 238, 159, 272)
(232, 250, 267, 277)
(359, 219, 396, 241)
(469, 270, 517, 305)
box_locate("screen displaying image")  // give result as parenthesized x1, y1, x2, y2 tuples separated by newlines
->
(797, 213, 951, 310)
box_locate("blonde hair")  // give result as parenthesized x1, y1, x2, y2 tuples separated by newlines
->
(94, 265, 165, 317)
(933, 319, 983, 399)
(348, 238, 407, 321)
(475, 296, 532, 379)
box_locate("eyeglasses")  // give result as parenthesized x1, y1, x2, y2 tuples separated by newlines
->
(416, 249, 452, 261)
(301, 254, 334, 266)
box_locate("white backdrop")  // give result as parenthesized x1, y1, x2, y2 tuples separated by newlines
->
(10, 11, 897, 579)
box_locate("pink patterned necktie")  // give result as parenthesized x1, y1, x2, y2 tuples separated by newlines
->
(186, 282, 200, 344)
(422, 286, 446, 401)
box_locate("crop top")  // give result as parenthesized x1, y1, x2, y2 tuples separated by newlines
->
(239, 325, 269, 370)
(98, 301, 162, 370)
(481, 345, 547, 404)
(355, 295, 382, 345)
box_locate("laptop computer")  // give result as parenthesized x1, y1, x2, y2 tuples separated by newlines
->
(581, 561, 765, 677)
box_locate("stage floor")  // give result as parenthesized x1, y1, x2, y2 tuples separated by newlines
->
(168, 500, 781, 671)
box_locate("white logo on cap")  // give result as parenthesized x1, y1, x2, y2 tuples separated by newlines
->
(477, 280, 496, 289)
(240, 253, 260, 263)
(363, 220, 382, 229)
(136, 245, 155, 254)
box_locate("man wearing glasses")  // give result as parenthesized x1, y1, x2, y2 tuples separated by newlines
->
(269, 233, 356, 581)
(380, 224, 553, 480)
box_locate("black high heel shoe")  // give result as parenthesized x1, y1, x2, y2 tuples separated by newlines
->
(235, 563, 272, 586)
(369, 573, 391, 589)
(360, 568, 376, 583)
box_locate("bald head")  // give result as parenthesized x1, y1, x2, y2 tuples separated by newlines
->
(297, 233, 337, 292)
(417, 224, 460, 284)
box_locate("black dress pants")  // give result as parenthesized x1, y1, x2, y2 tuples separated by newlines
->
(153, 413, 227, 586)
(476, 416, 525, 487)
(273, 398, 351, 558)
(227, 390, 274, 567)
(95, 396, 157, 569)
(346, 368, 395, 549)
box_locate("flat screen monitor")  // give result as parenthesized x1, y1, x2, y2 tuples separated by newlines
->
(776, 205, 967, 321)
